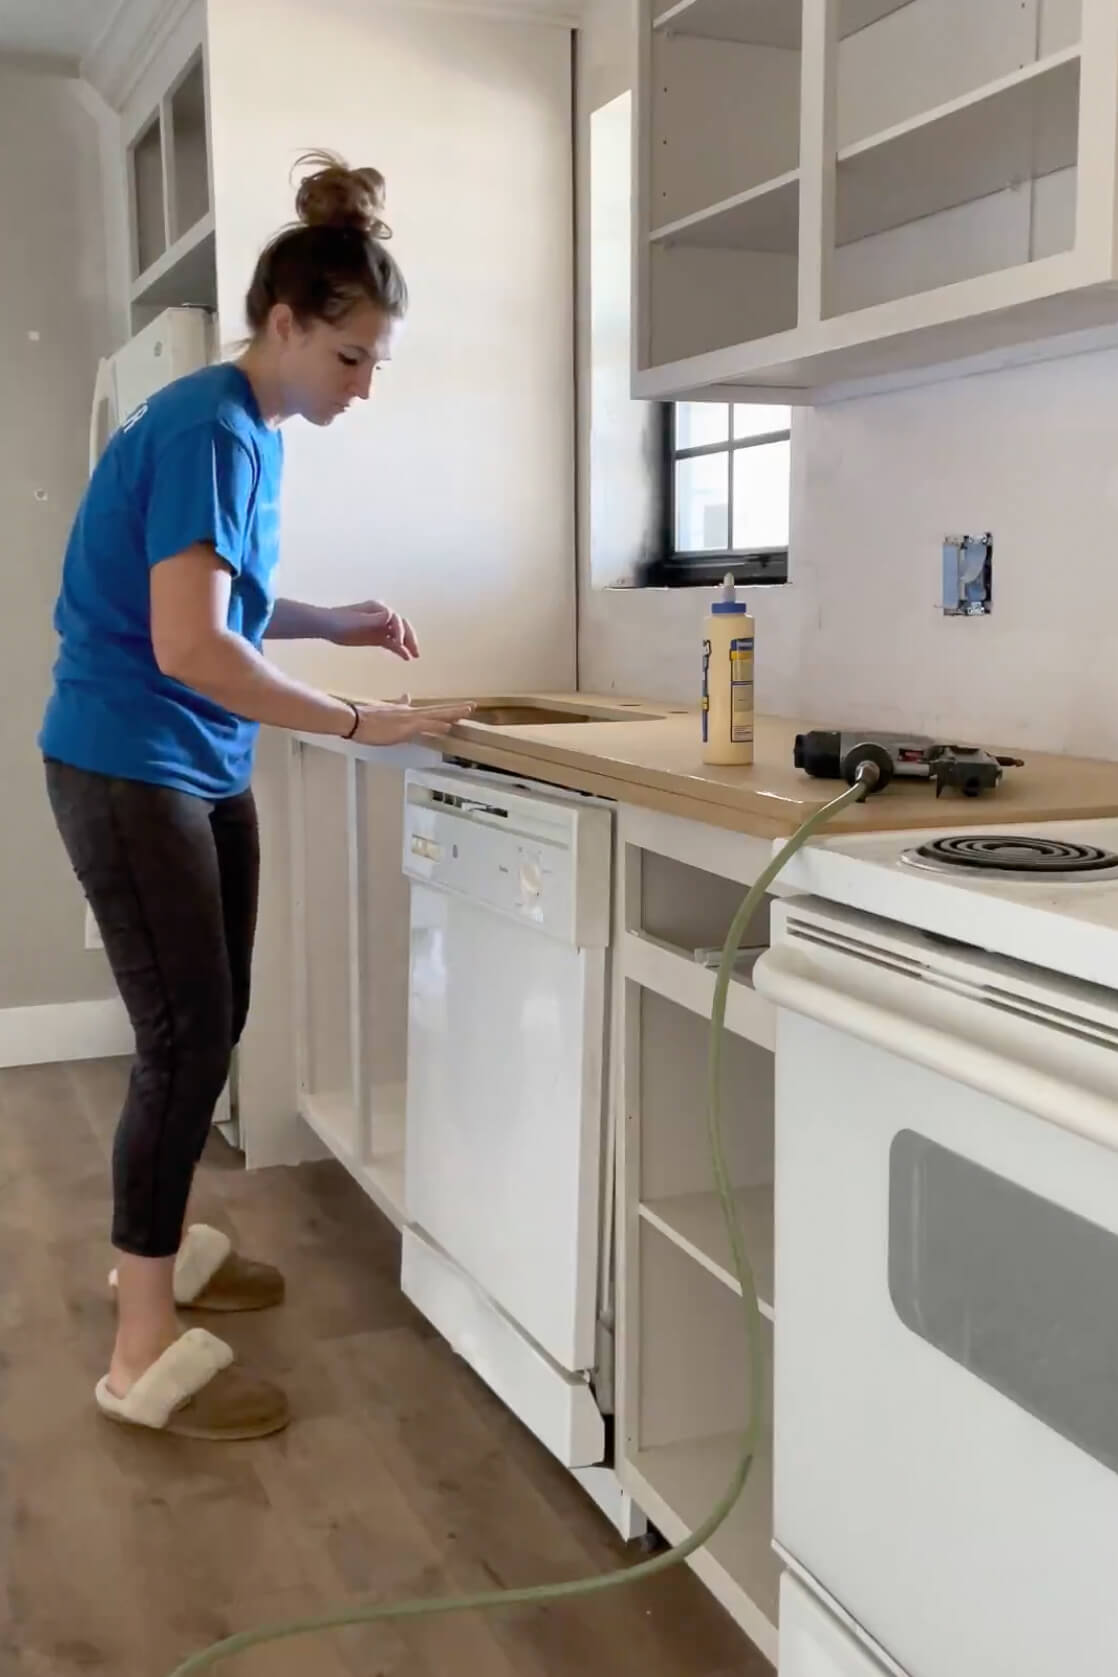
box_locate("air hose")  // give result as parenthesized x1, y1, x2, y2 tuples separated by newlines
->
(167, 773, 874, 1676)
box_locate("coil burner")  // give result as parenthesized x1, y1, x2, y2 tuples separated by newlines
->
(904, 835, 1118, 881)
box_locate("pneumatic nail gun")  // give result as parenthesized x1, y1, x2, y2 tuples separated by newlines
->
(794, 729, 1025, 798)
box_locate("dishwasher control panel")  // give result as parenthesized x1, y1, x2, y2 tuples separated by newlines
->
(402, 768, 611, 947)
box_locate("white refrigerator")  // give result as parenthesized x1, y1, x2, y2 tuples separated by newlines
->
(85, 308, 237, 1142)
(89, 306, 214, 472)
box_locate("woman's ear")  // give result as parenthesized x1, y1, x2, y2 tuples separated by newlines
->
(269, 303, 296, 346)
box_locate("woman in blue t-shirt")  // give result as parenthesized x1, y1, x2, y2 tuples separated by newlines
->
(40, 153, 471, 1440)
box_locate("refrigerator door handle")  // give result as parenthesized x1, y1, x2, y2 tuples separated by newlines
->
(88, 355, 116, 475)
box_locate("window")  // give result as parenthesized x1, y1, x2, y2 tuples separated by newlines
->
(645, 402, 791, 587)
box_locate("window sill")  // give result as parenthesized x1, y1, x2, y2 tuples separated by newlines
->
(637, 551, 789, 588)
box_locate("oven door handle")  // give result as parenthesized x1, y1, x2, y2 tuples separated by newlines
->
(755, 944, 1118, 1153)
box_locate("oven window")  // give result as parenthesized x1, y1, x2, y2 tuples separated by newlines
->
(890, 1130, 1118, 1473)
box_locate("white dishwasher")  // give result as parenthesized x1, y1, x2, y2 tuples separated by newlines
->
(400, 766, 612, 1470)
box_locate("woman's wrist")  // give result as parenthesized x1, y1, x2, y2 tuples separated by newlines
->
(317, 605, 342, 644)
(294, 601, 338, 642)
(324, 696, 361, 738)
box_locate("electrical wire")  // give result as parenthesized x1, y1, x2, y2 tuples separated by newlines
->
(166, 775, 872, 1676)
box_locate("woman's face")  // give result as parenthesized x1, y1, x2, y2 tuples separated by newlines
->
(274, 300, 400, 426)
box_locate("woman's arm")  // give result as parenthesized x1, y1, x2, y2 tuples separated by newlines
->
(264, 598, 332, 641)
(150, 546, 467, 744)
(265, 595, 418, 658)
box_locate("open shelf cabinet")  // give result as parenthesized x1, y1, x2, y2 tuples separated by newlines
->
(289, 739, 414, 1226)
(615, 805, 780, 1660)
(628, 1222, 778, 1642)
(126, 43, 217, 321)
(634, 0, 1118, 402)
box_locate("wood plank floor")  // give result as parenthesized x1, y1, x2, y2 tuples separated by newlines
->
(0, 1059, 770, 1677)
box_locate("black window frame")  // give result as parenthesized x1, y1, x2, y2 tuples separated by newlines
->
(641, 404, 791, 589)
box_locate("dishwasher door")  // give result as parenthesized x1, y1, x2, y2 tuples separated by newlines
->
(402, 768, 611, 1377)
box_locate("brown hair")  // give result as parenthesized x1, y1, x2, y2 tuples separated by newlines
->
(245, 151, 408, 333)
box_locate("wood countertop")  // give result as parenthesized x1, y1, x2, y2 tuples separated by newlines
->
(343, 693, 1118, 839)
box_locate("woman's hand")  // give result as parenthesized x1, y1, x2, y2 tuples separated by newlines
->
(349, 698, 472, 745)
(324, 600, 419, 660)
(151, 552, 457, 743)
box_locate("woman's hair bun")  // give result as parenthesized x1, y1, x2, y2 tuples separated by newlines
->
(293, 150, 393, 240)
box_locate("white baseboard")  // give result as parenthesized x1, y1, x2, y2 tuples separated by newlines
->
(0, 998, 132, 1069)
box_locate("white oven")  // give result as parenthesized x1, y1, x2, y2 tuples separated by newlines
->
(756, 894, 1118, 1677)
(779, 1571, 902, 1677)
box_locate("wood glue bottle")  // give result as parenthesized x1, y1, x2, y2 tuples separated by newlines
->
(701, 573, 754, 766)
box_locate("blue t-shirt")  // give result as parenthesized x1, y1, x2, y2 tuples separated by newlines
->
(40, 362, 283, 799)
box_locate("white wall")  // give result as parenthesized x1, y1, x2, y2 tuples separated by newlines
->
(773, 355, 1118, 759)
(0, 62, 122, 1009)
(576, 0, 1118, 764)
(203, 0, 577, 1156)
(207, 0, 576, 700)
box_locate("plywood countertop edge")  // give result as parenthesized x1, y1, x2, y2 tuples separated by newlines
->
(436, 732, 1118, 837)
(332, 692, 1118, 839)
(438, 735, 793, 838)
(440, 732, 811, 829)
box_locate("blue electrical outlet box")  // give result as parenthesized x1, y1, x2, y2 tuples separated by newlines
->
(942, 532, 992, 616)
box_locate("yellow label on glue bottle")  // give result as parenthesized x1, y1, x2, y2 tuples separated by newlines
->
(701, 574, 754, 766)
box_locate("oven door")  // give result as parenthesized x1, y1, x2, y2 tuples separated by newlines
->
(756, 899, 1118, 1677)
(780, 1573, 900, 1677)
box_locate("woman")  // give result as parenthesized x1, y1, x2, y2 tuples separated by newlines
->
(40, 153, 470, 1441)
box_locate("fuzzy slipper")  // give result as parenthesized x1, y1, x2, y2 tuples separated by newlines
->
(94, 1328, 290, 1440)
(109, 1224, 285, 1313)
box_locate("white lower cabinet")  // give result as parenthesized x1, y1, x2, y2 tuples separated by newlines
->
(615, 805, 782, 1663)
(289, 737, 434, 1227)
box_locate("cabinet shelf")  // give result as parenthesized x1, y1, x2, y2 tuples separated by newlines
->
(647, 32, 1058, 255)
(131, 211, 216, 310)
(623, 929, 774, 1050)
(640, 1187, 775, 1317)
(626, 1216, 777, 1654)
(836, 48, 1081, 247)
(840, 0, 916, 36)
(651, 0, 912, 46)
(651, 169, 799, 253)
(300, 1090, 354, 1155)
(300, 1090, 407, 1229)
(653, 0, 799, 47)
(635, 0, 1114, 403)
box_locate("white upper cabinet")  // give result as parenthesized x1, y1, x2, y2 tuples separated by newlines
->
(122, 7, 215, 326)
(633, 0, 1118, 400)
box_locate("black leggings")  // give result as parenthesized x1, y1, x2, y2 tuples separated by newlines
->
(45, 760, 259, 1258)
